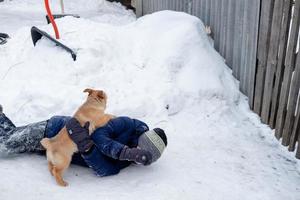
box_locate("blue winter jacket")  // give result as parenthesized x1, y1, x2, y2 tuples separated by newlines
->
(45, 116, 149, 176)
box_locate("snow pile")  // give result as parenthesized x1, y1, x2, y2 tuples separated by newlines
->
(0, 1, 300, 200)
(0, 8, 239, 126)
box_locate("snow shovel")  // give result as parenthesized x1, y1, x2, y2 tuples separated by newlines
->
(31, 26, 76, 61)
(31, 0, 77, 61)
(0, 33, 9, 45)
(45, 1, 80, 25)
(46, 14, 80, 24)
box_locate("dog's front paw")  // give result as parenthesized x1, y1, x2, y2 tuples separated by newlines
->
(58, 180, 68, 187)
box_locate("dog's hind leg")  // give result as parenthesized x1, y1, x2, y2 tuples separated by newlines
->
(52, 166, 68, 187)
(48, 162, 54, 176)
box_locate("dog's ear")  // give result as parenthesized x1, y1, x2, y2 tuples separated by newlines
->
(97, 90, 107, 100)
(84, 88, 93, 95)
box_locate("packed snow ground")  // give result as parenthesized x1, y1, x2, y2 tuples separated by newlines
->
(0, 0, 300, 200)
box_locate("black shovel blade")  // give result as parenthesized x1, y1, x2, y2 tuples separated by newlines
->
(46, 14, 80, 24)
(0, 33, 9, 39)
(31, 26, 77, 61)
(0, 33, 9, 45)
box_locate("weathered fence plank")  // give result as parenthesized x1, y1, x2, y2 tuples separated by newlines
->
(225, 0, 236, 68)
(191, 0, 198, 16)
(261, 0, 285, 124)
(275, 0, 300, 139)
(247, 0, 261, 109)
(240, 0, 249, 96)
(142, 0, 148, 14)
(293, 98, 300, 152)
(219, 0, 224, 53)
(296, 134, 300, 158)
(232, 0, 244, 80)
(269, 0, 292, 128)
(210, 0, 216, 38)
(282, 53, 300, 146)
(223, 0, 230, 64)
(133, 0, 143, 17)
(214, 0, 221, 51)
(205, 0, 211, 26)
(200, 0, 205, 24)
(289, 94, 300, 151)
(254, 0, 274, 115)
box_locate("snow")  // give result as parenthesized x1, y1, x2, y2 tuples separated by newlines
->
(0, 0, 300, 199)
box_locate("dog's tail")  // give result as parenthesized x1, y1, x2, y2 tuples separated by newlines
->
(40, 138, 52, 150)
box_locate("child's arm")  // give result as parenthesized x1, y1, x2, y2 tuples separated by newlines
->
(91, 125, 125, 159)
(45, 115, 71, 138)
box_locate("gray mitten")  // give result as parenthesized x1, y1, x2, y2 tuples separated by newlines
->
(65, 118, 94, 153)
(119, 146, 152, 165)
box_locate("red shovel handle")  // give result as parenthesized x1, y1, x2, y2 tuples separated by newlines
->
(44, 0, 60, 39)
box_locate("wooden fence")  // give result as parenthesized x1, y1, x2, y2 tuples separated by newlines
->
(255, 0, 300, 158)
(133, 0, 300, 159)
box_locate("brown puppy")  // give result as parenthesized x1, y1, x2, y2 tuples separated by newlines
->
(40, 88, 114, 187)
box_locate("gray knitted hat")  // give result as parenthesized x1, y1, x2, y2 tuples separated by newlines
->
(138, 128, 167, 163)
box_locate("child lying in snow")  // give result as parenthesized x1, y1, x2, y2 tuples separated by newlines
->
(0, 105, 167, 177)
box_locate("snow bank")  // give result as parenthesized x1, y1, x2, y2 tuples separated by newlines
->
(0, 10, 239, 126)
(0, 1, 300, 200)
